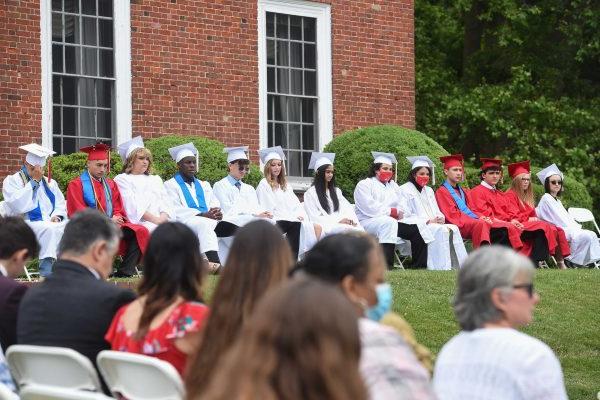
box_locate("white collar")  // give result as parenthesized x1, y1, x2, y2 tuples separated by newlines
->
(86, 267, 101, 280)
(0, 264, 7, 277)
(480, 181, 496, 190)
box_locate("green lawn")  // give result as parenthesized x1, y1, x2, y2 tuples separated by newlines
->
(386, 269, 600, 400)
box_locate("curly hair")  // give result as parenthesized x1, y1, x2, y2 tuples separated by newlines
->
(121, 147, 153, 175)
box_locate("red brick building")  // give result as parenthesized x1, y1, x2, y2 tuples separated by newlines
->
(1, 0, 414, 184)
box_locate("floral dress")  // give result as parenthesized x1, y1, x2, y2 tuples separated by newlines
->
(105, 301, 209, 376)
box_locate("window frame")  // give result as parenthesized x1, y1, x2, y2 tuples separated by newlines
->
(41, 0, 132, 151)
(258, 0, 332, 186)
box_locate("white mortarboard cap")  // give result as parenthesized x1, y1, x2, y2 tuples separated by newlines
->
(308, 152, 335, 170)
(407, 155, 436, 184)
(371, 151, 397, 165)
(224, 146, 249, 163)
(536, 164, 563, 185)
(117, 136, 145, 161)
(258, 146, 286, 164)
(20, 143, 56, 167)
(168, 142, 198, 163)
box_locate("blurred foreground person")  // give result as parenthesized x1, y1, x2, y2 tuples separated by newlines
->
(433, 246, 567, 400)
(106, 222, 209, 376)
(199, 278, 367, 400)
(185, 220, 293, 397)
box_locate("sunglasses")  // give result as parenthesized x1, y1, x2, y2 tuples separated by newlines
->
(512, 283, 535, 298)
(550, 180, 562, 185)
(238, 166, 250, 172)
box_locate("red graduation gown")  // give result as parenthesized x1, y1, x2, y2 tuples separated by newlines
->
(504, 189, 570, 258)
(435, 185, 493, 248)
(66, 176, 150, 255)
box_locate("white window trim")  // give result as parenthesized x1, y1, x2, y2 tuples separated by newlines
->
(40, 0, 132, 150)
(257, 0, 333, 187)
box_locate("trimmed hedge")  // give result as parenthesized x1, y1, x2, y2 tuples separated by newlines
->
(49, 135, 262, 191)
(325, 125, 593, 210)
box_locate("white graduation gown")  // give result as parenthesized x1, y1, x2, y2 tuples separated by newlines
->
(2, 172, 67, 259)
(303, 186, 363, 236)
(164, 177, 221, 253)
(354, 177, 434, 245)
(536, 193, 600, 266)
(256, 179, 318, 257)
(398, 182, 468, 270)
(113, 173, 174, 232)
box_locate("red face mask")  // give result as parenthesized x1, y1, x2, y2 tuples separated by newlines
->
(416, 175, 430, 187)
(377, 170, 394, 183)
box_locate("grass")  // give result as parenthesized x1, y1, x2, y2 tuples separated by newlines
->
(387, 269, 600, 400)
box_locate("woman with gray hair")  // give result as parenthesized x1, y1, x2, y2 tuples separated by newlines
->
(433, 246, 567, 400)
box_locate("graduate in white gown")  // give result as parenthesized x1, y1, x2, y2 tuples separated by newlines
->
(1, 144, 67, 277)
(255, 146, 321, 258)
(398, 156, 467, 270)
(113, 136, 173, 232)
(535, 164, 600, 266)
(303, 152, 363, 236)
(433, 246, 567, 400)
(354, 151, 431, 269)
(163, 143, 238, 268)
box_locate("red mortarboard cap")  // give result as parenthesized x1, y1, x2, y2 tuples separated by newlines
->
(508, 160, 530, 178)
(440, 154, 464, 169)
(480, 157, 503, 170)
(80, 143, 111, 161)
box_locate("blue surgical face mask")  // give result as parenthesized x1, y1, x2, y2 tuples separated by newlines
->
(366, 283, 392, 321)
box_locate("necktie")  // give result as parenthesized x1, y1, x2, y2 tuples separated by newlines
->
(235, 181, 241, 190)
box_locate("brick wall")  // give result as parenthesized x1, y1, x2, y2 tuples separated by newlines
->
(0, 1, 42, 179)
(0, 0, 414, 180)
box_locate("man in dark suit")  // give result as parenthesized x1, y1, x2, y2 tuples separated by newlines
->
(17, 209, 136, 367)
(0, 216, 39, 350)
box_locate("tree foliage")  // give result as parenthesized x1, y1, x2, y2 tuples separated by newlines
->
(415, 0, 600, 212)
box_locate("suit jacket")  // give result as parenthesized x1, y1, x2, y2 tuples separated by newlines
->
(17, 260, 136, 365)
(0, 274, 27, 350)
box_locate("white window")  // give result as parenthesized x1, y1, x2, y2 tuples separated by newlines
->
(258, 0, 332, 181)
(41, 0, 131, 153)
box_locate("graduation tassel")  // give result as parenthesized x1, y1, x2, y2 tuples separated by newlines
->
(47, 157, 52, 183)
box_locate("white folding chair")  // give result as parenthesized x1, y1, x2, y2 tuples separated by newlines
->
(568, 207, 600, 268)
(5, 345, 102, 392)
(97, 350, 185, 400)
(0, 382, 18, 400)
(19, 385, 113, 400)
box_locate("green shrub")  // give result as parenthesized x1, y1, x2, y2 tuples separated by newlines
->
(324, 125, 450, 198)
(49, 135, 262, 191)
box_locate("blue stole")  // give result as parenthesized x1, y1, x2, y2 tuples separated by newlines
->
(20, 166, 55, 222)
(442, 180, 478, 219)
(80, 171, 113, 217)
(174, 173, 208, 213)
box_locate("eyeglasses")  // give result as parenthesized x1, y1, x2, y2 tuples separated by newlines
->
(521, 178, 530, 182)
(550, 180, 562, 185)
(512, 283, 535, 297)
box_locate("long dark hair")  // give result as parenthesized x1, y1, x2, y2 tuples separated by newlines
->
(198, 278, 367, 400)
(136, 222, 206, 340)
(312, 164, 339, 214)
(185, 220, 293, 398)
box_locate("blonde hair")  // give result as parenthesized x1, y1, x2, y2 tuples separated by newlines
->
(122, 147, 153, 175)
(263, 159, 287, 191)
(510, 173, 534, 207)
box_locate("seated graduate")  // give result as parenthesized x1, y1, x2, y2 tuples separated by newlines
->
(435, 154, 511, 249)
(114, 136, 174, 232)
(469, 158, 552, 265)
(163, 142, 238, 268)
(303, 152, 363, 236)
(212, 146, 302, 259)
(398, 156, 467, 270)
(353, 151, 428, 269)
(504, 161, 570, 269)
(256, 146, 321, 258)
(536, 164, 600, 267)
(1, 143, 67, 277)
(66, 143, 150, 277)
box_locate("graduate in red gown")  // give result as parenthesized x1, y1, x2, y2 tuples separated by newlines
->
(434, 154, 511, 248)
(469, 158, 552, 263)
(66, 144, 150, 277)
(504, 160, 570, 269)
